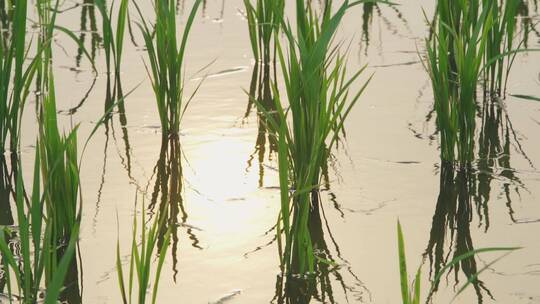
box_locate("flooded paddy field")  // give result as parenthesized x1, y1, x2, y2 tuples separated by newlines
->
(1, 0, 540, 303)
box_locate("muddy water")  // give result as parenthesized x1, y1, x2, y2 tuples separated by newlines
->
(6, 0, 540, 303)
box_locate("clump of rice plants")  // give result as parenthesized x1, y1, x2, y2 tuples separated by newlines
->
(425, 0, 523, 164)
(425, 0, 491, 163)
(34, 0, 81, 243)
(243, 0, 284, 65)
(0, 147, 81, 304)
(397, 221, 518, 304)
(38, 71, 82, 252)
(0, 0, 36, 156)
(0, 1, 99, 297)
(134, 0, 202, 138)
(36, 31, 85, 301)
(257, 0, 372, 276)
(116, 196, 171, 304)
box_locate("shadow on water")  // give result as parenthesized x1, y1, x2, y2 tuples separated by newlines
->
(245, 63, 279, 187)
(424, 162, 493, 304)
(423, 96, 534, 303)
(76, 0, 100, 69)
(359, 2, 411, 56)
(476, 97, 532, 226)
(177, 0, 224, 20)
(93, 119, 111, 235)
(418, 92, 532, 222)
(148, 137, 202, 282)
(58, 0, 100, 116)
(94, 82, 136, 232)
(517, 0, 540, 48)
(273, 194, 370, 304)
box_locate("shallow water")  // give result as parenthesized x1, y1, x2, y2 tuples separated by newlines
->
(2, 0, 540, 303)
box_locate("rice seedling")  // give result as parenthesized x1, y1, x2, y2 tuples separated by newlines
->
(133, 0, 202, 138)
(397, 221, 519, 304)
(425, 0, 493, 163)
(38, 70, 81, 252)
(257, 0, 372, 276)
(37, 37, 87, 302)
(425, 0, 529, 163)
(0, 146, 81, 304)
(243, 0, 284, 65)
(0, 0, 93, 298)
(116, 196, 171, 304)
(95, 0, 129, 111)
(0, 0, 36, 156)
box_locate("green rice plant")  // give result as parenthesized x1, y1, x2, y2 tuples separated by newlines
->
(133, 0, 202, 138)
(0, 0, 37, 155)
(425, 0, 494, 163)
(425, 0, 529, 163)
(95, 0, 129, 111)
(483, 0, 520, 96)
(116, 196, 171, 304)
(257, 0, 373, 276)
(397, 221, 519, 304)
(0, 0, 92, 299)
(243, 0, 284, 65)
(38, 70, 81, 248)
(32, 5, 87, 294)
(0, 146, 81, 304)
(37, 47, 85, 303)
